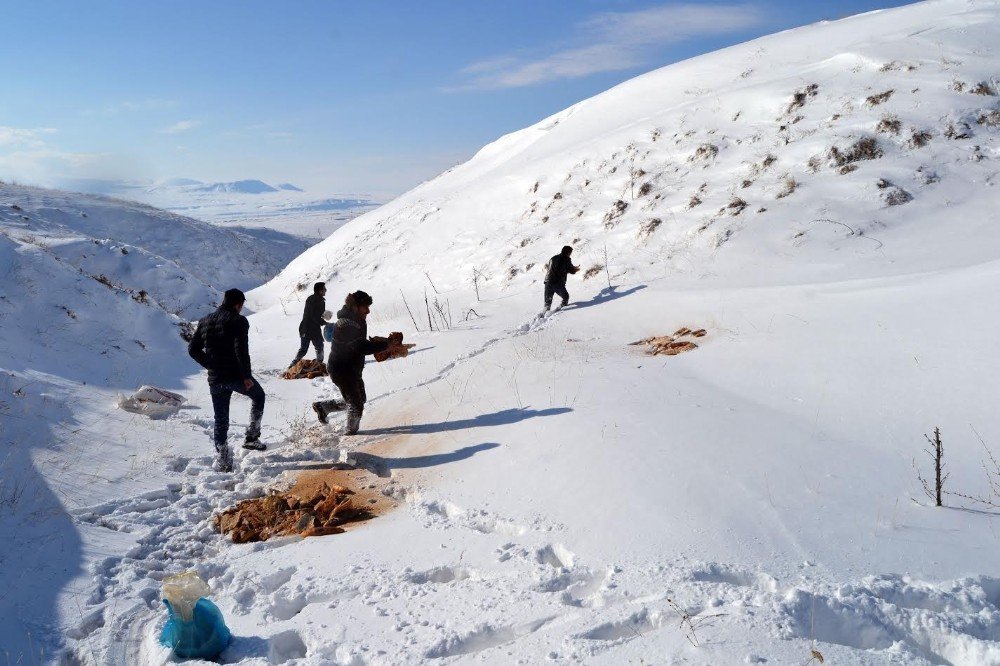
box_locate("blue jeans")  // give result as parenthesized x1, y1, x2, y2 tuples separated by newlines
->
(209, 378, 265, 452)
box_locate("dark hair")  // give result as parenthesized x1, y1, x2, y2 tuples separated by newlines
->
(222, 288, 246, 309)
(561, 245, 573, 255)
(313, 282, 326, 294)
(345, 290, 373, 308)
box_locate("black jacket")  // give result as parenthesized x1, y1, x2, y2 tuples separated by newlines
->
(298, 293, 326, 336)
(545, 253, 579, 285)
(188, 306, 252, 383)
(327, 306, 389, 378)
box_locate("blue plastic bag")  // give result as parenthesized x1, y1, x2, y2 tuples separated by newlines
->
(160, 597, 232, 659)
(323, 322, 335, 342)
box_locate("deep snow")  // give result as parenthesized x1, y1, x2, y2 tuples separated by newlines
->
(4, 0, 1000, 664)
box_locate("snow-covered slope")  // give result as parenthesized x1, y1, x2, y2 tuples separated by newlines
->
(259, 0, 1000, 304)
(13, 1, 1000, 664)
(0, 182, 309, 316)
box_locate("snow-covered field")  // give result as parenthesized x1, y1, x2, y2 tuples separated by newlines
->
(59, 177, 379, 241)
(4, 0, 1000, 663)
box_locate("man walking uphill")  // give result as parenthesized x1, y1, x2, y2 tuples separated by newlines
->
(543, 245, 580, 311)
(315, 290, 392, 434)
(188, 288, 266, 473)
(288, 282, 328, 368)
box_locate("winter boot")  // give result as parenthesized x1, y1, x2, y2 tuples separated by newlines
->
(344, 411, 361, 436)
(243, 427, 266, 451)
(312, 401, 328, 424)
(214, 445, 234, 473)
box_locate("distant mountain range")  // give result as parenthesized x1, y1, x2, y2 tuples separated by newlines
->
(57, 177, 307, 195)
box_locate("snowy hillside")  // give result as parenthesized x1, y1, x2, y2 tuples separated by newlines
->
(10, 1, 1000, 664)
(0, 182, 310, 316)
(261, 0, 1000, 301)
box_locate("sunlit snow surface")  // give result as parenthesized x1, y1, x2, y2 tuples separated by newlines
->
(4, 0, 1000, 663)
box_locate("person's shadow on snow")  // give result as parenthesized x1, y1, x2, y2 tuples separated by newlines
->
(563, 284, 646, 311)
(351, 443, 501, 478)
(364, 406, 572, 435)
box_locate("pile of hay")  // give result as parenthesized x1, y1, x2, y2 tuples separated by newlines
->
(630, 327, 707, 356)
(282, 358, 327, 379)
(214, 479, 370, 543)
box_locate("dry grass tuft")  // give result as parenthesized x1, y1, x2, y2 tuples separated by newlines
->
(970, 81, 997, 96)
(865, 89, 894, 106)
(876, 115, 901, 134)
(829, 137, 883, 168)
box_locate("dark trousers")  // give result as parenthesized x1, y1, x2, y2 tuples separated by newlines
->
(544, 282, 569, 309)
(292, 330, 324, 364)
(330, 374, 366, 416)
(209, 378, 265, 452)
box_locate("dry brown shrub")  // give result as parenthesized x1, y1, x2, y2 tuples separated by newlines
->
(970, 81, 997, 96)
(876, 115, 902, 134)
(909, 129, 933, 148)
(829, 137, 883, 167)
(865, 89, 894, 106)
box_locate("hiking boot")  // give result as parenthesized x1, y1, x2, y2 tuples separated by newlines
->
(213, 449, 234, 473)
(244, 427, 265, 450)
(344, 412, 361, 436)
(312, 402, 328, 424)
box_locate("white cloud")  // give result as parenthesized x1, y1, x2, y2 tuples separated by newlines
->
(0, 126, 141, 186)
(160, 119, 200, 134)
(451, 3, 763, 90)
(0, 147, 110, 186)
(0, 127, 58, 149)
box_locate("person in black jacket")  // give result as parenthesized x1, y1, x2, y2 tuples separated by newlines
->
(543, 245, 580, 311)
(313, 290, 390, 434)
(188, 288, 266, 472)
(288, 282, 328, 368)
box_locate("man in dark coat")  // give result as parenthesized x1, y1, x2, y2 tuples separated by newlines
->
(543, 245, 580, 311)
(188, 288, 266, 472)
(288, 282, 327, 368)
(312, 290, 391, 434)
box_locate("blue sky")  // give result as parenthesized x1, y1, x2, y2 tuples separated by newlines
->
(0, 1, 916, 198)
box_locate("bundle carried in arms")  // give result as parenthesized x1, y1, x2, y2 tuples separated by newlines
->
(373, 331, 415, 362)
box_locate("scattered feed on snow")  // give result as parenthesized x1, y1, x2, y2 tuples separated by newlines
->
(281, 358, 327, 380)
(214, 470, 389, 543)
(629, 328, 707, 356)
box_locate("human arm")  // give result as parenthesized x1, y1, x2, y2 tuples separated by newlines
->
(234, 317, 252, 381)
(187, 321, 208, 368)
